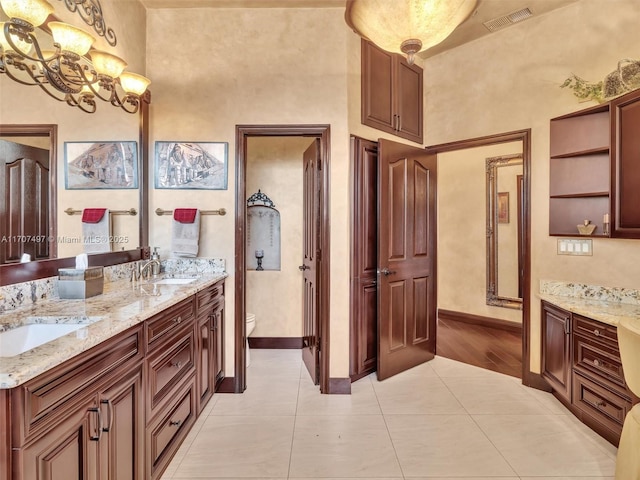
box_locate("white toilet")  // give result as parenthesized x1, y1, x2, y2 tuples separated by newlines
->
(246, 312, 256, 367)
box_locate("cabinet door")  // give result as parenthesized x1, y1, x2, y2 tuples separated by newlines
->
(541, 302, 572, 402)
(612, 88, 640, 238)
(99, 365, 144, 480)
(212, 299, 225, 386)
(361, 40, 395, 135)
(395, 59, 423, 144)
(19, 395, 99, 480)
(196, 312, 214, 413)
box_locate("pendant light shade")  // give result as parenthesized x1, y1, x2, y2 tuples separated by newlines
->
(345, 0, 477, 64)
(0, 0, 54, 28)
(90, 50, 127, 78)
(48, 21, 95, 57)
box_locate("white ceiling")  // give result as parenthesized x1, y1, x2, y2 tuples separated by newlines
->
(138, 0, 580, 58)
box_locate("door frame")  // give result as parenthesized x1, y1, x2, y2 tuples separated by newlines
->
(426, 129, 543, 388)
(234, 125, 331, 394)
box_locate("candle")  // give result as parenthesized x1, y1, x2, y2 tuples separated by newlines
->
(604, 213, 610, 224)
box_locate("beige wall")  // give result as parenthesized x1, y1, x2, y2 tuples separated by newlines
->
(146, 7, 351, 377)
(438, 142, 522, 323)
(246, 137, 311, 338)
(424, 0, 640, 373)
(0, 0, 147, 257)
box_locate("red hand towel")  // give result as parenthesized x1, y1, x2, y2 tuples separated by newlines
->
(82, 208, 107, 223)
(174, 208, 198, 224)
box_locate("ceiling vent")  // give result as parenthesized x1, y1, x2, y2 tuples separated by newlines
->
(483, 7, 534, 32)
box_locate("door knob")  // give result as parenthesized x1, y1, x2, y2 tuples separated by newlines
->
(378, 268, 396, 276)
(298, 265, 309, 271)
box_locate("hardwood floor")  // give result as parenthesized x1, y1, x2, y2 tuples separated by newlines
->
(436, 317, 522, 378)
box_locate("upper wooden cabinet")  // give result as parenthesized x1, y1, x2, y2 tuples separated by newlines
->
(549, 88, 640, 238)
(361, 40, 423, 144)
(611, 88, 640, 238)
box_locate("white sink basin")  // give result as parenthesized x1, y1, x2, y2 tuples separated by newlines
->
(0, 323, 88, 357)
(152, 278, 197, 285)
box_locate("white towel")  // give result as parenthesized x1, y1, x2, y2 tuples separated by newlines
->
(82, 209, 111, 254)
(171, 210, 200, 257)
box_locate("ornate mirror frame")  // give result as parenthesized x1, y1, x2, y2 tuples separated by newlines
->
(486, 154, 523, 310)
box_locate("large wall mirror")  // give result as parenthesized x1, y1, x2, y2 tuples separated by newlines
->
(0, 97, 150, 286)
(486, 154, 523, 310)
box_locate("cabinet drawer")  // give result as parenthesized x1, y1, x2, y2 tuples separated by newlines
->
(147, 328, 196, 416)
(146, 297, 194, 350)
(195, 282, 224, 316)
(573, 315, 618, 348)
(147, 379, 196, 479)
(14, 326, 143, 444)
(573, 372, 631, 434)
(574, 334, 626, 389)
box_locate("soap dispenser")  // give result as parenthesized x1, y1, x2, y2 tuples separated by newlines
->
(151, 247, 161, 276)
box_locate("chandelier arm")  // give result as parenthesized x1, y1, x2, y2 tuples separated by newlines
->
(66, 92, 97, 113)
(3, 24, 53, 64)
(2, 57, 49, 86)
(59, 0, 117, 46)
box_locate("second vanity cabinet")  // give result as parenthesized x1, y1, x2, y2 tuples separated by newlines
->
(541, 300, 634, 445)
(5, 277, 226, 480)
(13, 326, 145, 480)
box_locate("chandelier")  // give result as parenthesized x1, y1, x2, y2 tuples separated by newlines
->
(345, 0, 477, 65)
(0, 0, 150, 114)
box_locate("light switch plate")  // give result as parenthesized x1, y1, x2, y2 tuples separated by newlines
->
(557, 238, 593, 256)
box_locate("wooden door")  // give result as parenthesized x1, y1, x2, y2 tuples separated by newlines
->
(377, 139, 437, 380)
(395, 59, 424, 144)
(99, 366, 144, 480)
(196, 312, 214, 412)
(0, 140, 50, 263)
(350, 136, 379, 380)
(212, 299, 224, 386)
(301, 139, 321, 384)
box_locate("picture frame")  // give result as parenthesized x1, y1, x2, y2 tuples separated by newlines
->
(65, 141, 138, 190)
(497, 191, 510, 224)
(154, 141, 228, 190)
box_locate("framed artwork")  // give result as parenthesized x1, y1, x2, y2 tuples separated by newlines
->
(65, 141, 138, 189)
(154, 141, 228, 189)
(497, 192, 510, 223)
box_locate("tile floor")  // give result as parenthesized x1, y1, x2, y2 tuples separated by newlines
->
(161, 349, 617, 479)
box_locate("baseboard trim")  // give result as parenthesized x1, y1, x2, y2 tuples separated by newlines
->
(438, 308, 522, 334)
(248, 337, 303, 349)
(327, 377, 351, 394)
(215, 376, 236, 393)
(523, 371, 552, 391)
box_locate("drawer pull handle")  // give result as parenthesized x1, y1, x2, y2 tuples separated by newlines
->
(171, 360, 182, 369)
(596, 400, 607, 408)
(89, 407, 102, 441)
(593, 359, 601, 367)
(174, 316, 182, 324)
(593, 329, 601, 337)
(170, 419, 182, 427)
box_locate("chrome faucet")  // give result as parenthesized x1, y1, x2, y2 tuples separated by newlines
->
(139, 259, 161, 280)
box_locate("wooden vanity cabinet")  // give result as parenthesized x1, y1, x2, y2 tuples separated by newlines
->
(541, 301, 634, 445)
(195, 280, 225, 413)
(144, 297, 197, 480)
(361, 39, 423, 144)
(541, 301, 572, 403)
(11, 326, 145, 480)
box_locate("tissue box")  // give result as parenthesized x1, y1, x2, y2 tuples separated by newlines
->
(58, 267, 104, 299)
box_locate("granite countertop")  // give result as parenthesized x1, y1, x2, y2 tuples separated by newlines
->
(0, 273, 227, 389)
(538, 293, 640, 328)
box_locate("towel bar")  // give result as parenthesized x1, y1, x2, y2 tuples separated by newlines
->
(155, 208, 226, 216)
(65, 208, 138, 216)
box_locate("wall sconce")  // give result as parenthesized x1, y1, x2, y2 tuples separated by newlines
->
(0, 0, 150, 113)
(345, 0, 477, 65)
